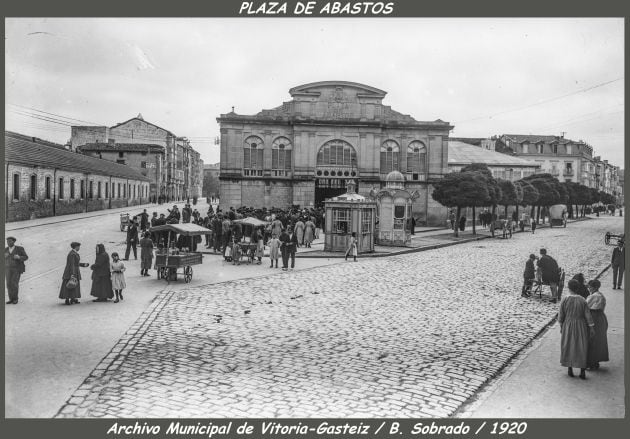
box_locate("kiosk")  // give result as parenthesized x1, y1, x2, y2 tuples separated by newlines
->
(324, 180, 376, 254)
(370, 171, 419, 246)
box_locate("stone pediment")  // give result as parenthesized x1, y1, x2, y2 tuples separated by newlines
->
(288, 81, 387, 100)
(218, 81, 451, 128)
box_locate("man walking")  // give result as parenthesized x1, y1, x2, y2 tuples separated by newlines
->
(537, 248, 560, 303)
(124, 220, 139, 260)
(611, 240, 625, 289)
(5, 237, 28, 305)
(279, 226, 298, 271)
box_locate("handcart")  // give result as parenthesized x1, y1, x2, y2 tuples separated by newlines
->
(604, 232, 625, 245)
(150, 223, 212, 283)
(530, 267, 566, 299)
(120, 213, 130, 231)
(490, 219, 513, 239)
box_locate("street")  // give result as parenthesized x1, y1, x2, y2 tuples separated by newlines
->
(5, 210, 624, 418)
(4, 201, 335, 417)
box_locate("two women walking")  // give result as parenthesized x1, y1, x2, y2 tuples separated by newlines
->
(558, 278, 609, 380)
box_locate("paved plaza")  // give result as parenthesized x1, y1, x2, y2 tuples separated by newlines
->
(53, 216, 618, 418)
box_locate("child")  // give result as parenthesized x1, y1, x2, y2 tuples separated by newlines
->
(110, 252, 126, 303)
(521, 254, 537, 297)
(268, 234, 281, 268)
(345, 232, 358, 262)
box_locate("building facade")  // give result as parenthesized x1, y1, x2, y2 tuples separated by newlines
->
(497, 134, 621, 199)
(71, 114, 203, 201)
(79, 142, 165, 201)
(202, 163, 220, 198)
(5, 131, 150, 222)
(217, 81, 453, 226)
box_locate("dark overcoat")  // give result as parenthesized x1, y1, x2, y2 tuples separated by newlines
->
(59, 250, 82, 299)
(90, 252, 113, 299)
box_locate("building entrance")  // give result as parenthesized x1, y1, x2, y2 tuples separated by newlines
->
(315, 178, 359, 207)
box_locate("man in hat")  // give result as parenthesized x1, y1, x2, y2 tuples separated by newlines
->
(5, 236, 28, 304)
(537, 248, 560, 302)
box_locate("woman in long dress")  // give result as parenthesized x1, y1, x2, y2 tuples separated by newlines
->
(90, 244, 113, 302)
(586, 279, 609, 370)
(558, 279, 595, 379)
(268, 233, 281, 269)
(304, 219, 315, 248)
(59, 242, 89, 305)
(294, 219, 305, 247)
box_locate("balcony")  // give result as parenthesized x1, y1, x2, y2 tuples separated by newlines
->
(563, 169, 574, 176)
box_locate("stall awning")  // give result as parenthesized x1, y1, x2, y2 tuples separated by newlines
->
(150, 223, 212, 235)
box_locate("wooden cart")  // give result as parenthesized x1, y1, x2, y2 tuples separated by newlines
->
(155, 252, 202, 283)
(150, 223, 212, 283)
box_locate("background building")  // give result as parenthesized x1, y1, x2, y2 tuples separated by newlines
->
(217, 81, 453, 226)
(496, 134, 621, 199)
(79, 142, 165, 201)
(202, 163, 220, 199)
(448, 140, 541, 180)
(5, 131, 150, 222)
(71, 114, 202, 201)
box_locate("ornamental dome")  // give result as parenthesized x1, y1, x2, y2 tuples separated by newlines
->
(385, 170, 405, 189)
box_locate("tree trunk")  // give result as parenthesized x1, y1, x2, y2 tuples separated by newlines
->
(504, 205, 508, 217)
(515, 204, 520, 220)
(472, 205, 476, 235)
(530, 205, 536, 222)
(455, 206, 461, 237)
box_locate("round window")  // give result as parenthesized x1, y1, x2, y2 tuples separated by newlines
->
(350, 171, 356, 177)
(323, 170, 329, 176)
(316, 170, 322, 176)
(344, 171, 349, 176)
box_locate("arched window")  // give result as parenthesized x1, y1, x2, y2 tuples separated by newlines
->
(272, 137, 292, 176)
(316, 140, 357, 167)
(380, 140, 400, 174)
(97, 181, 102, 199)
(243, 136, 264, 176)
(59, 177, 64, 200)
(30, 174, 37, 200)
(70, 179, 75, 199)
(407, 141, 427, 177)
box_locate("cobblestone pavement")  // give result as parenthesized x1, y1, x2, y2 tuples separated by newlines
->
(56, 217, 619, 418)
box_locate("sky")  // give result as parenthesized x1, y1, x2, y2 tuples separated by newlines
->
(5, 18, 625, 168)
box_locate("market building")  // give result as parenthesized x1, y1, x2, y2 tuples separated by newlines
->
(217, 81, 453, 226)
(5, 131, 150, 222)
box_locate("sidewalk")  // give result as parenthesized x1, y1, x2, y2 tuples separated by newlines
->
(457, 266, 624, 418)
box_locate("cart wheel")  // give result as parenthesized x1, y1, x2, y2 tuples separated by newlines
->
(184, 266, 193, 283)
(157, 268, 162, 280)
(605, 232, 611, 245)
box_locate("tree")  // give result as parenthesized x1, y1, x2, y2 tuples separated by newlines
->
(497, 179, 518, 218)
(460, 163, 502, 231)
(431, 170, 492, 237)
(515, 179, 539, 219)
(521, 173, 563, 225)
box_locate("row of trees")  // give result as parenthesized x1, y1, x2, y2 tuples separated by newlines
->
(432, 163, 617, 236)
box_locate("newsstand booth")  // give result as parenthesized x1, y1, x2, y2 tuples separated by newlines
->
(323, 181, 376, 254)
